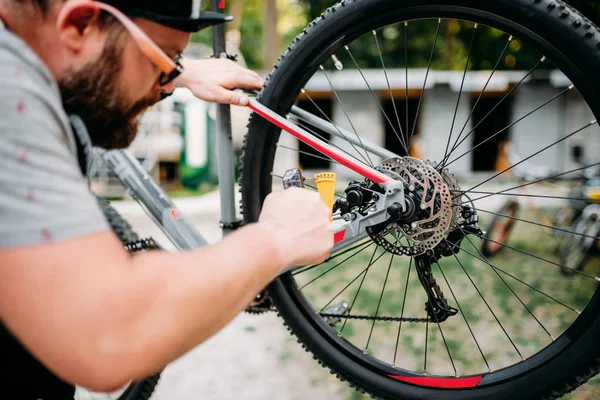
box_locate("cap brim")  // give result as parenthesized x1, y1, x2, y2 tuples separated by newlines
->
(106, 3, 234, 33)
(152, 11, 233, 32)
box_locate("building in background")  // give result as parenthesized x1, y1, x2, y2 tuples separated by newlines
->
(273, 68, 595, 182)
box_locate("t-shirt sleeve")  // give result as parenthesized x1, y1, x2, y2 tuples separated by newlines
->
(0, 87, 109, 248)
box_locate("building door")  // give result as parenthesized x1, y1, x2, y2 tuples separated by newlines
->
(295, 96, 333, 170)
(471, 93, 513, 172)
(382, 94, 421, 158)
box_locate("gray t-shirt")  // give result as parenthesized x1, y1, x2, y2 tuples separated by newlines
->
(0, 22, 109, 247)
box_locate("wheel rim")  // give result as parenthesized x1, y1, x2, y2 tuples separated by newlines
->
(256, 4, 600, 390)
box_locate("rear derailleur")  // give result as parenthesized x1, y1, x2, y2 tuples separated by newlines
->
(414, 255, 458, 323)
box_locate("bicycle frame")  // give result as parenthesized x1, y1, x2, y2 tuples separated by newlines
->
(100, 0, 403, 264)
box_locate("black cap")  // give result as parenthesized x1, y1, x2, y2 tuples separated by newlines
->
(100, 0, 232, 32)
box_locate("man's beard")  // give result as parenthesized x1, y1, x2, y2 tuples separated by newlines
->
(59, 40, 161, 149)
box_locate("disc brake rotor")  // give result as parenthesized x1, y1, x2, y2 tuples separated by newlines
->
(372, 157, 455, 256)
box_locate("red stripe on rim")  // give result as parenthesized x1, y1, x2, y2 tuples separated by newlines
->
(334, 230, 346, 244)
(388, 375, 483, 389)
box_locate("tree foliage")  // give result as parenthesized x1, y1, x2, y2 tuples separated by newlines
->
(192, 0, 600, 71)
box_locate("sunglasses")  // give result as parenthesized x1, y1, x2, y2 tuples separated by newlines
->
(57, 0, 184, 86)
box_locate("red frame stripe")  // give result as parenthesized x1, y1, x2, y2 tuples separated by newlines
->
(248, 101, 390, 185)
(334, 230, 346, 244)
(388, 375, 482, 389)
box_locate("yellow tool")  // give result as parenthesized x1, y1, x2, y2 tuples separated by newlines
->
(314, 172, 337, 215)
(588, 188, 600, 203)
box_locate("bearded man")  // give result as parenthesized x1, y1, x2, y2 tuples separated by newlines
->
(0, 1, 334, 398)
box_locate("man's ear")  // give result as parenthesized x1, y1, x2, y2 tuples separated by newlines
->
(56, 3, 101, 52)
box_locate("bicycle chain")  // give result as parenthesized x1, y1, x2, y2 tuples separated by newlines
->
(320, 313, 430, 323)
(121, 241, 444, 324)
(124, 238, 160, 253)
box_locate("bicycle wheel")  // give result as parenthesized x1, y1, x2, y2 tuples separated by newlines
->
(75, 198, 160, 400)
(241, 0, 600, 398)
(559, 206, 600, 275)
(481, 200, 519, 257)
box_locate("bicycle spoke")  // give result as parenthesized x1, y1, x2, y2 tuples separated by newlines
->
(473, 232, 600, 280)
(440, 35, 513, 167)
(424, 317, 430, 374)
(448, 244, 524, 360)
(454, 223, 554, 340)
(446, 240, 581, 314)
(420, 259, 458, 376)
(404, 21, 409, 140)
(365, 254, 394, 351)
(474, 207, 600, 240)
(393, 257, 412, 366)
(441, 57, 545, 166)
(293, 241, 373, 276)
(455, 161, 600, 204)
(373, 30, 410, 154)
(435, 261, 491, 372)
(299, 89, 374, 166)
(408, 18, 442, 146)
(453, 190, 598, 204)
(457, 120, 598, 198)
(319, 66, 375, 167)
(345, 41, 409, 154)
(300, 242, 377, 289)
(277, 144, 341, 165)
(341, 245, 381, 333)
(442, 23, 477, 165)
(445, 85, 574, 169)
(294, 114, 371, 166)
(320, 246, 386, 312)
(436, 315, 458, 376)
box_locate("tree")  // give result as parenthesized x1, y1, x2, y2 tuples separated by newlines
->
(190, 0, 600, 72)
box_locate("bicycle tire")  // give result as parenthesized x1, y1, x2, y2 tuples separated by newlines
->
(75, 198, 161, 400)
(241, 0, 600, 399)
(481, 200, 519, 257)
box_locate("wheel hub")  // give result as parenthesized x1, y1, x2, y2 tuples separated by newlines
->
(371, 157, 456, 256)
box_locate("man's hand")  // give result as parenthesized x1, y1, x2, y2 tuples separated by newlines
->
(259, 188, 334, 268)
(176, 58, 263, 106)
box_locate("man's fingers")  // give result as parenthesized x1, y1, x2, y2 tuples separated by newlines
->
(233, 71, 263, 91)
(238, 95, 250, 106)
(215, 87, 249, 106)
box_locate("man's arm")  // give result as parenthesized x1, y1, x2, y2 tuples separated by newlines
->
(0, 188, 333, 392)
